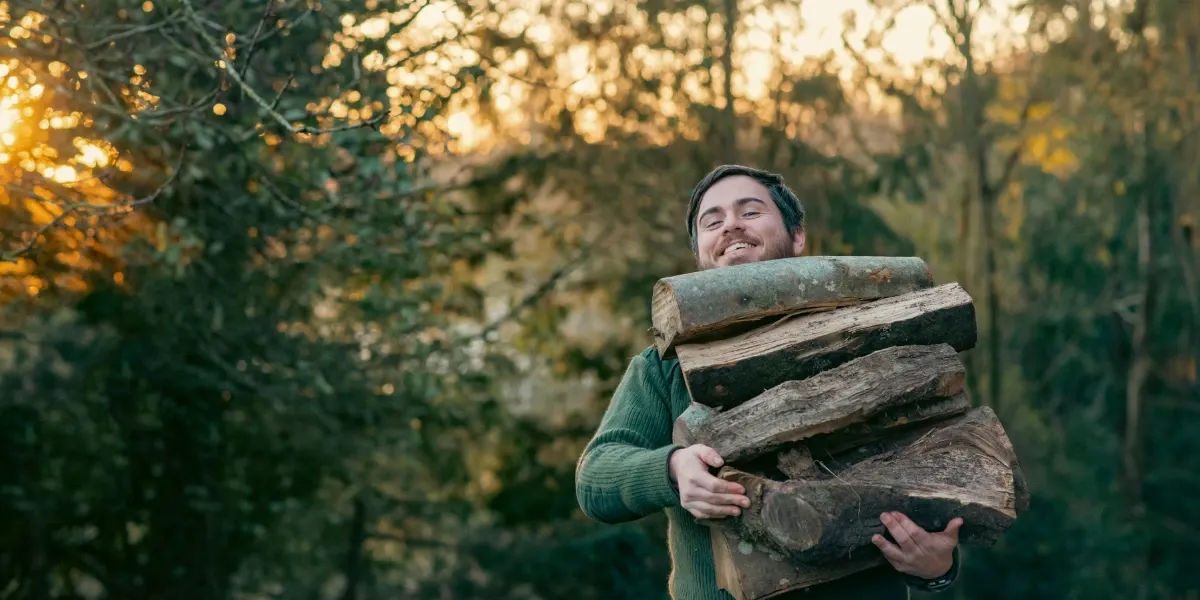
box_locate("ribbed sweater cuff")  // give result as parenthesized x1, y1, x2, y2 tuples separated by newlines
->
(626, 444, 681, 512)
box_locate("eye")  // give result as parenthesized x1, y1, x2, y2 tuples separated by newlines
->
(743, 210, 761, 218)
(703, 219, 722, 230)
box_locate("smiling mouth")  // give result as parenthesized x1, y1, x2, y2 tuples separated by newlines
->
(722, 242, 756, 256)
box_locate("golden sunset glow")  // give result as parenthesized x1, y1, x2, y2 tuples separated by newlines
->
(0, 0, 1124, 296)
(0, 7, 147, 298)
(327, 0, 1053, 153)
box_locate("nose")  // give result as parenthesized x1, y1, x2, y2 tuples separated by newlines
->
(720, 214, 745, 235)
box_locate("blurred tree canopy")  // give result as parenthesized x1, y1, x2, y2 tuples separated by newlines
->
(0, 0, 1196, 599)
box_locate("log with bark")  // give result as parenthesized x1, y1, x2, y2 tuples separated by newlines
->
(650, 256, 934, 359)
(675, 283, 977, 409)
(672, 344, 970, 464)
(708, 407, 1029, 567)
(711, 526, 885, 600)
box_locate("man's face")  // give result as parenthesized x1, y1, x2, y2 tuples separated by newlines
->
(693, 175, 805, 270)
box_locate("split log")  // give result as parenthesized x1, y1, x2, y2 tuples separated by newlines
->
(651, 256, 934, 359)
(711, 527, 884, 600)
(676, 283, 977, 409)
(672, 344, 969, 464)
(710, 407, 1029, 566)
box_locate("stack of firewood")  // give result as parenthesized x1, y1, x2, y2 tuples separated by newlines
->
(651, 256, 1030, 600)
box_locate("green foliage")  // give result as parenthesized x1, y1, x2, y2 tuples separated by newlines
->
(1, 0, 1198, 599)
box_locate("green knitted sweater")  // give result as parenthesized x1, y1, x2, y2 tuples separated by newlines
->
(575, 346, 955, 600)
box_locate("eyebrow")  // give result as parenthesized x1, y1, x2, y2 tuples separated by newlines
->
(697, 197, 769, 225)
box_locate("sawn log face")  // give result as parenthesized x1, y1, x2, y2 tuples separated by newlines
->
(711, 407, 1028, 566)
(651, 256, 935, 358)
(676, 283, 977, 409)
(672, 344, 969, 463)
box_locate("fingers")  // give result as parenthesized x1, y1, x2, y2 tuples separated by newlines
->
(880, 512, 916, 550)
(686, 500, 741, 519)
(887, 512, 931, 553)
(677, 448, 751, 519)
(694, 489, 751, 509)
(695, 445, 725, 469)
(692, 473, 748, 505)
(701, 474, 745, 496)
(681, 460, 745, 496)
(680, 470, 749, 510)
(871, 533, 906, 565)
(874, 513, 962, 579)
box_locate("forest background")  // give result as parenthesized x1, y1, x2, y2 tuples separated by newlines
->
(1, 0, 1197, 598)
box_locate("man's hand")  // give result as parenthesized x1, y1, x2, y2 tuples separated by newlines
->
(872, 512, 962, 580)
(669, 444, 750, 519)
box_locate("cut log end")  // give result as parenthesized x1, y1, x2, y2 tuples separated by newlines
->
(761, 493, 824, 552)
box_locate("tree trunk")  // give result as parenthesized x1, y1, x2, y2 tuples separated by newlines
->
(1123, 140, 1156, 514)
(952, 0, 1003, 413)
(673, 344, 968, 463)
(710, 407, 1028, 566)
(676, 283, 977, 409)
(983, 202, 1002, 412)
(341, 495, 367, 600)
(721, 0, 737, 163)
(652, 256, 935, 358)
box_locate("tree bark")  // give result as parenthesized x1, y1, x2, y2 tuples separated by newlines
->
(676, 283, 977, 409)
(652, 256, 934, 359)
(673, 344, 969, 463)
(710, 407, 1028, 566)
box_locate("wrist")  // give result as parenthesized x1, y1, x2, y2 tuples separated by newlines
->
(667, 447, 682, 487)
(921, 555, 953, 579)
(906, 547, 959, 592)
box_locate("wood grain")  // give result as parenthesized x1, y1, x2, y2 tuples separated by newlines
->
(672, 344, 969, 463)
(676, 283, 977, 409)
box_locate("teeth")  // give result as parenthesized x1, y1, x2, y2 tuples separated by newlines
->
(728, 243, 750, 252)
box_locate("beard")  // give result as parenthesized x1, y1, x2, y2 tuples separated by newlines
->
(698, 231, 798, 270)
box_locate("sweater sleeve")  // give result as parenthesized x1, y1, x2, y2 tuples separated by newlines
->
(574, 351, 681, 524)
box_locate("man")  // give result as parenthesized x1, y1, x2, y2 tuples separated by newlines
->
(574, 165, 963, 599)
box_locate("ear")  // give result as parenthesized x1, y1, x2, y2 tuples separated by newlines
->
(792, 228, 806, 256)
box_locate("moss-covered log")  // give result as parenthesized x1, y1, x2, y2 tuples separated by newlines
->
(651, 256, 935, 359)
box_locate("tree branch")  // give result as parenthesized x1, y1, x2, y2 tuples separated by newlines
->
(468, 248, 590, 343)
(180, 0, 390, 137)
(238, 0, 279, 80)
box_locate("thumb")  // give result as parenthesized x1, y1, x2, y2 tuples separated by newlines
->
(941, 517, 963, 542)
(694, 445, 725, 468)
